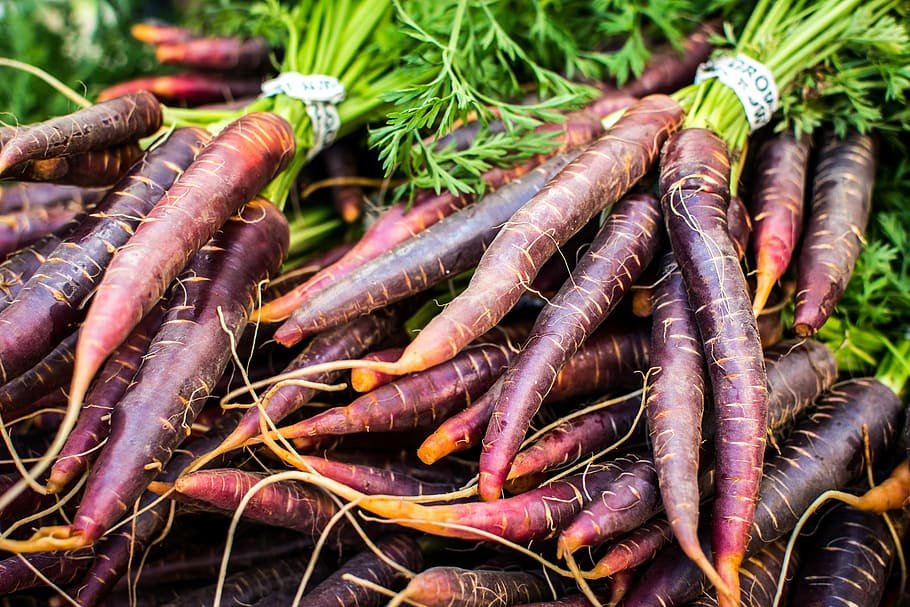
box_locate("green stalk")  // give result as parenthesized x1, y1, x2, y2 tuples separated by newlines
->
(875, 340, 910, 396)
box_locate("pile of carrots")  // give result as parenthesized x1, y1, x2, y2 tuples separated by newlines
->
(0, 9, 908, 607)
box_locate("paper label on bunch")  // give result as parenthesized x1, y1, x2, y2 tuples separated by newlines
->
(695, 53, 779, 131)
(261, 73, 346, 157)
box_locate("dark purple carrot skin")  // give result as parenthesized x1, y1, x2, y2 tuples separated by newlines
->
(725, 194, 751, 260)
(684, 539, 794, 607)
(620, 378, 903, 607)
(508, 392, 642, 481)
(0, 236, 62, 310)
(262, 109, 611, 330)
(0, 549, 95, 594)
(294, 534, 423, 607)
(788, 506, 898, 607)
(0, 472, 56, 525)
(272, 151, 582, 340)
(72, 113, 294, 410)
(170, 468, 362, 549)
(592, 518, 673, 577)
(0, 205, 80, 257)
(0, 92, 162, 174)
(226, 303, 412, 450)
(762, 338, 837, 435)
(418, 323, 650, 465)
(279, 342, 513, 441)
(0, 331, 76, 412)
(0, 127, 208, 385)
(155, 36, 271, 73)
(558, 453, 658, 554)
(749, 134, 810, 315)
(660, 127, 768, 596)
(71, 200, 288, 544)
(395, 95, 683, 376)
(47, 306, 167, 493)
(514, 593, 611, 607)
(322, 141, 365, 223)
(479, 192, 662, 500)
(793, 132, 876, 336)
(0, 183, 106, 213)
(398, 566, 551, 607)
(11, 144, 145, 188)
(295, 455, 457, 496)
(96, 74, 264, 105)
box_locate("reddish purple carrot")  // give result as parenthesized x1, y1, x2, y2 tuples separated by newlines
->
(793, 132, 876, 336)
(47, 306, 166, 494)
(749, 134, 810, 315)
(97, 73, 264, 105)
(0, 127, 208, 385)
(0, 205, 80, 258)
(479, 191, 662, 500)
(0, 331, 76, 412)
(294, 455, 457, 496)
(387, 95, 682, 377)
(155, 36, 271, 73)
(591, 518, 674, 578)
(395, 566, 551, 607)
(0, 236, 61, 311)
(0, 182, 106, 213)
(0, 92, 162, 174)
(71, 112, 294, 413)
(660, 128, 768, 600)
(351, 347, 406, 393)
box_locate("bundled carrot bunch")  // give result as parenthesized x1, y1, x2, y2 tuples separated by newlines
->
(1, 0, 910, 605)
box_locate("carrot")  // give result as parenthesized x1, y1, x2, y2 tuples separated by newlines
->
(387, 95, 682, 377)
(289, 455, 457, 496)
(351, 347, 406, 392)
(50, 199, 288, 547)
(96, 73, 264, 105)
(684, 539, 794, 607)
(0, 92, 162, 175)
(0, 183, 106, 213)
(396, 566, 551, 607)
(418, 323, 649, 465)
(0, 236, 60, 311)
(274, 342, 513, 443)
(130, 22, 195, 45)
(557, 453, 658, 555)
(660, 127, 768, 600)
(725, 194, 752, 261)
(221, 303, 413, 453)
(479, 192, 662, 499)
(322, 141, 366, 223)
(0, 205, 81, 257)
(620, 377, 903, 607)
(749, 134, 810, 315)
(0, 549, 94, 595)
(71, 113, 294, 413)
(5, 144, 145, 187)
(267, 150, 582, 336)
(0, 332, 76, 412)
(295, 534, 422, 607)
(260, 105, 616, 329)
(788, 505, 901, 606)
(793, 132, 876, 336)
(46, 305, 166, 494)
(513, 593, 611, 607)
(762, 338, 837, 434)
(508, 392, 642, 481)
(590, 518, 674, 577)
(0, 127, 208, 385)
(264, 242, 354, 300)
(154, 36, 271, 73)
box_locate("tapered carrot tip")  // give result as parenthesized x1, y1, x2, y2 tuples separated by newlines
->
(341, 204, 361, 224)
(792, 322, 815, 337)
(44, 474, 66, 495)
(416, 434, 450, 465)
(251, 299, 293, 324)
(273, 320, 306, 346)
(146, 481, 172, 495)
(715, 557, 742, 607)
(752, 271, 776, 317)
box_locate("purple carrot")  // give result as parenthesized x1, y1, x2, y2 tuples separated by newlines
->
(684, 539, 796, 607)
(0, 92, 161, 174)
(620, 377, 903, 607)
(47, 306, 166, 494)
(558, 453, 658, 555)
(351, 347, 406, 393)
(788, 505, 901, 607)
(6, 144, 145, 187)
(294, 455, 457, 496)
(387, 95, 682, 377)
(0, 549, 94, 594)
(749, 134, 810, 315)
(793, 132, 876, 336)
(53, 199, 287, 547)
(267, 151, 584, 335)
(71, 113, 293, 413)
(155, 36, 271, 73)
(293, 534, 422, 607)
(479, 192, 662, 500)
(591, 518, 674, 577)
(97, 74, 264, 106)
(660, 128, 768, 599)
(762, 338, 837, 434)
(0, 237, 62, 311)
(0, 331, 77, 412)
(418, 323, 650, 465)
(396, 566, 552, 607)
(263, 242, 354, 300)
(321, 140, 365, 223)
(219, 303, 413, 454)
(508, 392, 642, 481)
(0, 183, 106, 214)
(274, 342, 514, 442)
(0, 205, 81, 257)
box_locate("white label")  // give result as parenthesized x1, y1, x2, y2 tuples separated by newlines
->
(695, 53, 779, 131)
(261, 73, 346, 158)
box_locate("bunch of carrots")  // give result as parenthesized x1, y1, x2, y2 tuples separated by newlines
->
(0, 0, 909, 605)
